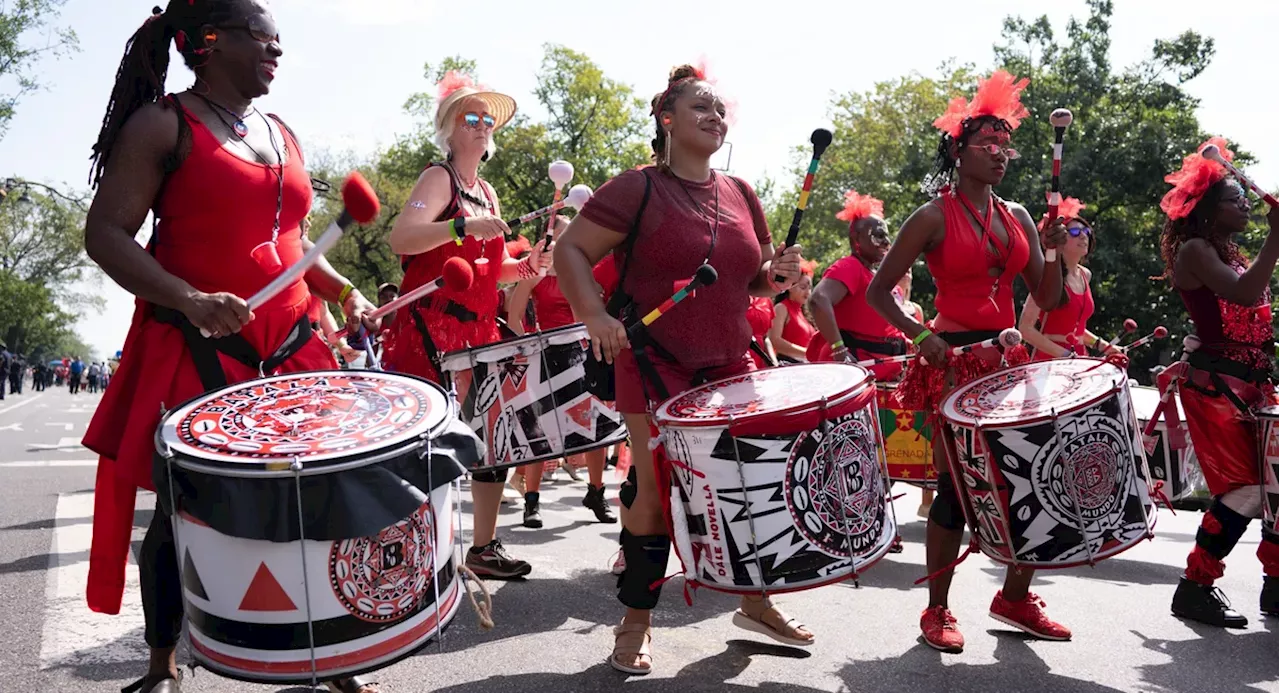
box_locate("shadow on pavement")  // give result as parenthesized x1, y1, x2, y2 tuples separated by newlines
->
(1133, 622, 1279, 693)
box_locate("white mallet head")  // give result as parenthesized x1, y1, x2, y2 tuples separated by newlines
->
(1050, 108, 1073, 128)
(998, 328, 1022, 348)
(548, 160, 574, 188)
(566, 184, 593, 210)
(1182, 334, 1202, 352)
(1200, 144, 1226, 166)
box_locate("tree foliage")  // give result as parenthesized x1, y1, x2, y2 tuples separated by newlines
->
(0, 0, 78, 141)
(766, 0, 1272, 383)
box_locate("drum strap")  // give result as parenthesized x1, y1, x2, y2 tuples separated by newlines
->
(408, 306, 446, 383)
(152, 306, 313, 391)
(749, 337, 776, 367)
(1187, 350, 1275, 416)
(841, 331, 907, 356)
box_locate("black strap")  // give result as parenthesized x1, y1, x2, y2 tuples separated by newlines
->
(609, 169, 654, 312)
(841, 331, 907, 357)
(152, 307, 313, 391)
(749, 337, 777, 368)
(408, 306, 446, 386)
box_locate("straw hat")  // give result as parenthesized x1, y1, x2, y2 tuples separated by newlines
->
(434, 71, 517, 133)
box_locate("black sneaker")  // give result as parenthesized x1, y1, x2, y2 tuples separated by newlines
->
(583, 484, 617, 524)
(1262, 576, 1278, 617)
(465, 539, 532, 579)
(523, 492, 543, 529)
(1171, 577, 1247, 628)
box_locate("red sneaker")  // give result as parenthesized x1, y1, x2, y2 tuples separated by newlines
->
(920, 606, 965, 653)
(989, 591, 1072, 640)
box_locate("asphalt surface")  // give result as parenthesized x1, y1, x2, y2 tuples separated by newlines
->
(0, 383, 1276, 692)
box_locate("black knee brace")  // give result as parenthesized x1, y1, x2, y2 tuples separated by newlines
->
(1197, 498, 1252, 559)
(616, 528, 671, 610)
(928, 472, 967, 531)
(619, 464, 638, 509)
(471, 467, 509, 484)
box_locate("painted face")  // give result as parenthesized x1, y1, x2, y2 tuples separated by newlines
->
(449, 95, 493, 156)
(854, 216, 890, 265)
(667, 80, 728, 156)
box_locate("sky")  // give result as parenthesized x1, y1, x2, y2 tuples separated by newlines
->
(1, 0, 1276, 359)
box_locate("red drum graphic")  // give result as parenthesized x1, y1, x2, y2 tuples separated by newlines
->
(652, 363, 897, 594)
(1130, 385, 1208, 507)
(1258, 405, 1279, 536)
(438, 323, 627, 470)
(940, 359, 1158, 568)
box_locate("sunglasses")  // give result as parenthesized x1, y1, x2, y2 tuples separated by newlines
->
(1068, 226, 1091, 238)
(462, 112, 497, 129)
(220, 15, 280, 44)
(968, 143, 1021, 160)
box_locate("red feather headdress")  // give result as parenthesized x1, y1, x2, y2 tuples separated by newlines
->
(800, 259, 818, 277)
(505, 235, 532, 258)
(836, 189, 885, 226)
(1042, 192, 1087, 223)
(1160, 137, 1234, 220)
(933, 70, 1031, 139)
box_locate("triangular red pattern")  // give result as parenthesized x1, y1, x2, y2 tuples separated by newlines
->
(238, 562, 297, 612)
(565, 397, 595, 430)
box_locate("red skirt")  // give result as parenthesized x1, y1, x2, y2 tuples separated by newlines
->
(384, 306, 500, 385)
(1175, 371, 1277, 497)
(895, 345, 1031, 414)
(83, 297, 336, 615)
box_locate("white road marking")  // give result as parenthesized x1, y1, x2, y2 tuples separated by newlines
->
(63, 408, 94, 414)
(25, 438, 86, 452)
(46, 422, 74, 431)
(39, 490, 150, 669)
(0, 422, 22, 431)
(0, 460, 97, 468)
(0, 393, 45, 415)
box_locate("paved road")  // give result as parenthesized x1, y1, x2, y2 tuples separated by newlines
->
(0, 386, 1276, 692)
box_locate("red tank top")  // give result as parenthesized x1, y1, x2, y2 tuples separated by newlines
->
(1034, 277, 1094, 359)
(779, 298, 817, 347)
(153, 98, 313, 310)
(925, 188, 1030, 330)
(530, 274, 578, 330)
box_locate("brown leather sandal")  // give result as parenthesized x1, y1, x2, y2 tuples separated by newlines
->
(732, 597, 815, 647)
(609, 622, 653, 675)
(326, 675, 379, 693)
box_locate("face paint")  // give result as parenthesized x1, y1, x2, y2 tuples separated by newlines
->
(409, 200, 427, 209)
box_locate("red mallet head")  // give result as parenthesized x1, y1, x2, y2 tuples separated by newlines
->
(342, 172, 381, 224)
(998, 327, 1022, 348)
(442, 256, 474, 291)
(1153, 326, 1169, 339)
(1123, 318, 1137, 333)
(1050, 108, 1073, 129)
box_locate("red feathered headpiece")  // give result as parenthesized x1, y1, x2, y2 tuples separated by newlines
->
(836, 189, 885, 226)
(438, 70, 484, 102)
(933, 70, 1031, 139)
(1042, 192, 1087, 223)
(1160, 137, 1234, 220)
(800, 259, 818, 277)
(505, 235, 532, 258)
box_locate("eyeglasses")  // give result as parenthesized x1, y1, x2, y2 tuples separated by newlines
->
(968, 143, 1021, 160)
(462, 112, 496, 129)
(1067, 226, 1091, 238)
(220, 15, 280, 44)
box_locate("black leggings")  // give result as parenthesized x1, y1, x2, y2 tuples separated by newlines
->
(139, 506, 184, 650)
(471, 467, 509, 483)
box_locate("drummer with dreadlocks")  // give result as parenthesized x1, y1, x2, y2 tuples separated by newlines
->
(864, 71, 1069, 653)
(1154, 137, 1278, 627)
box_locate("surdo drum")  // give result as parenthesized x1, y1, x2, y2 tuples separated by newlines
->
(653, 363, 897, 594)
(1130, 385, 1209, 507)
(154, 371, 483, 684)
(1258, 405, 1279, 535)
(439, 323, 627, 471)
(940, 359, 1158, 568)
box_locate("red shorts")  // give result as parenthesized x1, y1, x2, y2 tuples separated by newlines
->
(615, 347, 754, 414)
(1174, 370, 1277, 497)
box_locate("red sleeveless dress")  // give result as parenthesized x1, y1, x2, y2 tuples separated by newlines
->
(84, 97, 336, 614)
(1031, 278, 1094, 361)
(530, 274, 578, 330)
(779, 297, 817, 350)
(384, 164, 506, 383)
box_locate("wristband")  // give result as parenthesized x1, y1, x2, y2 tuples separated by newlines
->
(338, 283, 355, 305)
(830, 340, 845, 350)
(516, 256, 538, 280)
(451, 216, 466, 246)
(912, 329, 933, 346)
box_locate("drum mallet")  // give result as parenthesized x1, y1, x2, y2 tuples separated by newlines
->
(861, 329, 1021, 368)
(542, 160, 575, 249)
(202, 171, 381, 338)
(1044, 108, 1073, 263)
(1141, 334, 1201, 455)
(773, 128, 833, 284)
(1122, 326, 1169, 354)
(332, 256, 473, 343)
(1202, 144, 1279, 208)
(1103, 318, 1138, 352)
(627, 264, 718, 343)
(506, 184, 592, 230)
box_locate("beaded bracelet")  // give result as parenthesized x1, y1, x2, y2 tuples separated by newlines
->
(912, 329, 933, 346)
(516, 256, 538, 280)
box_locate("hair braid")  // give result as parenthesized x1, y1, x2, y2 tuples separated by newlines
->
(88, 0, 241, 188)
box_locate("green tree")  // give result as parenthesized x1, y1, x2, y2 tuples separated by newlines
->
(0, 0, 78, 140)
(766, 0, 1270, 382)
(0, 268, 78, 358)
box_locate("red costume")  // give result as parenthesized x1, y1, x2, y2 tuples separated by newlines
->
(84, 97, 335, 614)
(777, 296, 816, 355)
(746, 296, 775, 369)
(530, 274, 579, 330)
(384, 163, 506, 384)
(812, 255, 906, 380)
(1030, 281, 1094, 360)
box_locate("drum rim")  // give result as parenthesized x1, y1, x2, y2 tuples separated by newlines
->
(437, 322, 587, 365)
(653, 362, 874, 428)
(940, 358, 1128, 428)
(157, 370, 453, 470)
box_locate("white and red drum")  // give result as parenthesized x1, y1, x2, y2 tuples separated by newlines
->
(653, 363, 897, 594)
(439, 323, 627, 471)
(940, 359, 1157, 568)
(1130, 385, 1209, 507)
(1258, 405, 1279, 535)
(155, 371, 481, 684)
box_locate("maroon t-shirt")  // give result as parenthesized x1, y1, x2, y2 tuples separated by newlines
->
(579, 166, 771, 369)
